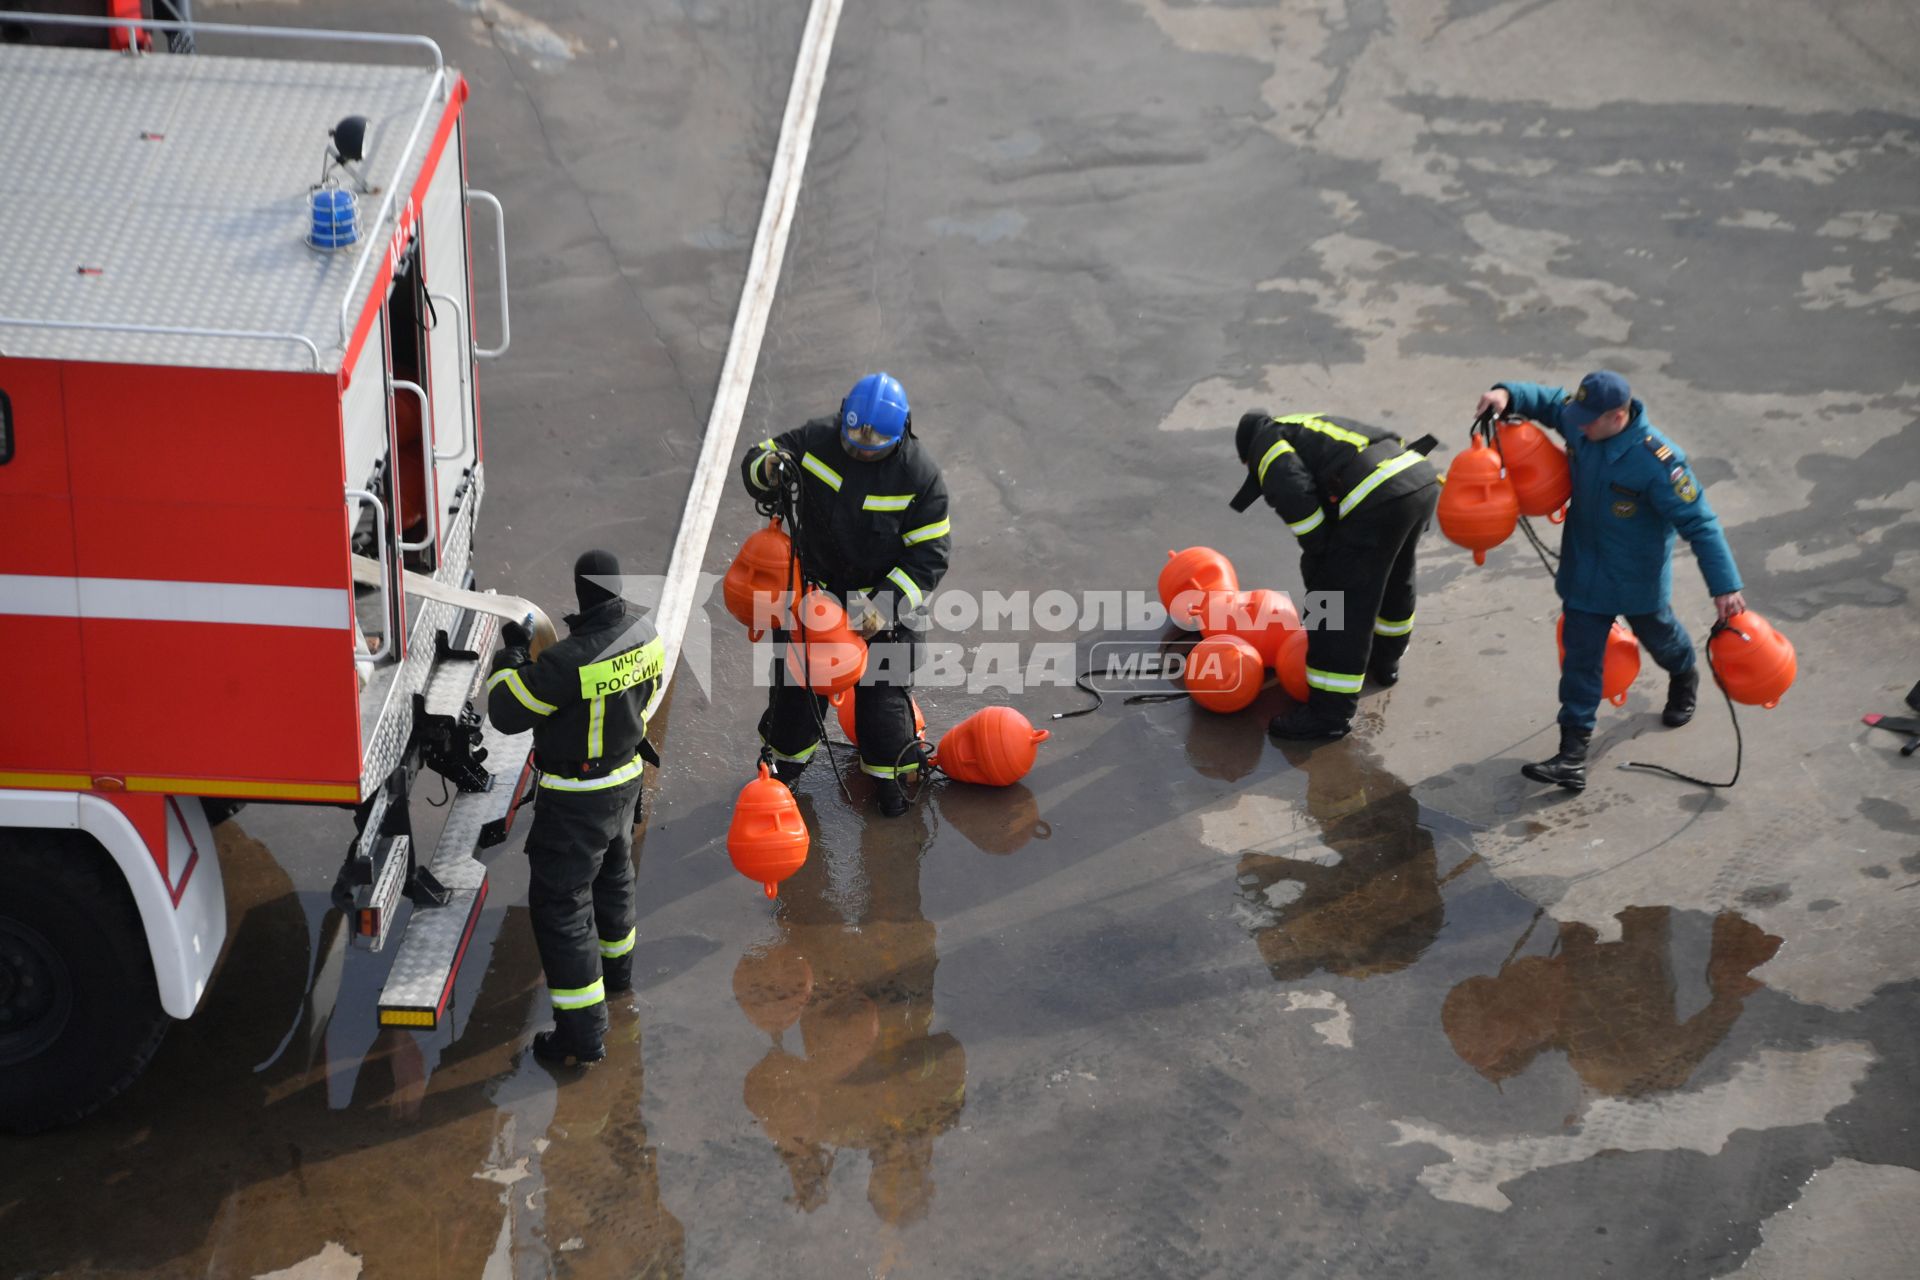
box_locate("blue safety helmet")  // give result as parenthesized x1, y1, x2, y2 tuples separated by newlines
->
(839, 372, 911, 459)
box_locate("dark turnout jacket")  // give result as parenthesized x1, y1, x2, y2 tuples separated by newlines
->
(487, 598, 664, 786)
(741, 418, 951, 624)
(1234, 413, 1438, 551)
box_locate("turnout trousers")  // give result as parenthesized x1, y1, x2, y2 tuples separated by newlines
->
(1558, 605, 1697, 733)
(760, 625, 924, 782)
(1299, 483, 1440, 722)
(524, 772, 644, 1048)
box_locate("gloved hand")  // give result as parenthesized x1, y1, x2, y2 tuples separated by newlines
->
(500, 620, 533, 651)
(849, 594, 886, 638)
(765, 450, 797, 486)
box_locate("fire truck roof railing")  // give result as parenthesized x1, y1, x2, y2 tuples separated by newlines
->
(0, 13, 457, 375)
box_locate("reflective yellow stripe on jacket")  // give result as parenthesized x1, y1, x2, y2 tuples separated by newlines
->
(539, 753, 646, 791)
(487, 667, 556, 716)
(1338, 450, 1423, 518)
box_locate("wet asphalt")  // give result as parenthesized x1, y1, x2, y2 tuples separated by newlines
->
(3, 0, 1918, 1277)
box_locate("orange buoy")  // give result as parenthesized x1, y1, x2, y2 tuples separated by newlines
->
(1158, 547, 1239, 629)
(1201, 588, 1300, 668)
(1557, 615, 1642, 706)
(723, 516, 802, 640)
(1495, 417, 1571, 522)
(1709, 611, 1796, 708)
(1438, 438, 1520, 564)
(835, 688, 928, 746)
(733, 943, 814, 1035)
(783, 591, 868, 701)
(727, 762, 811, 898)
(935, 707, 1051, 786)
(1185, 633, 1265, 713)
(1275, 626, 1310, 702)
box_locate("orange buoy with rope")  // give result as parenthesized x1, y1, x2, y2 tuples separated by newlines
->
(1709, 611, 1796, 708)
(727, 763, 810, 898)
(783, 590, 867, 702)
(1202, 588, 1299, 668)
(1557, 614, 1641, 706)
(1495, 417, 1571, 522)
(935, 707, 1051, 786)
(1438, 438, 1519, 564)
(1185, 634, 1264, 713)
(723, 516, 802, 640)
(1158, 547, 1239, 628)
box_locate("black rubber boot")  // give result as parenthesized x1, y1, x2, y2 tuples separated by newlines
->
(603, 953, 633, 995)
(1268, 692, 1353, 742)
(532, 1007, 607, 1066)
(1521, 727, 1591, 792)
(770, 758, 809, 788)
(1367, 655, 1400, 688)
(874, 779, 909, 819)
(1662, 666, 1699, 728)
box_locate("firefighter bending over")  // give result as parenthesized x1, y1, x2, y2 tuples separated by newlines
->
(741, 373, 952, 818)
(488, 550, 664, 1066)
(1229, 411, 1441, 740)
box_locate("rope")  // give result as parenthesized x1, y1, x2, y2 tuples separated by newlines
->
(1620, 620, 1743, 789)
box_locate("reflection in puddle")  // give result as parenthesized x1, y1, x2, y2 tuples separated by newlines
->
(1235, 741, 1450, 981)
(935, 780, 1051, 856)
(1444, 907, 1783, 1098)
(534, 1006, 687, 1275)
(734, 796, 966, 1224)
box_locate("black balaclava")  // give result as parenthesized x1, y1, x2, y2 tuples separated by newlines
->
(1229, 412, 1270, 512)
(574, 549, 621, 613)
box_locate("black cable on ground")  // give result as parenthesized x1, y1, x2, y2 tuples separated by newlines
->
(1620, 623, 1743, 789)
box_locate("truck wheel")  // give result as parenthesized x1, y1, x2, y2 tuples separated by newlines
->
(0, 830, 170, 1134)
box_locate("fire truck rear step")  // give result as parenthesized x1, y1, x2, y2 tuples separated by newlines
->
(376, 719, 533, 1029)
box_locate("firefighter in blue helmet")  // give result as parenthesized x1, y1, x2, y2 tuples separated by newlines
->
(741, 374, 952, 817)
(1477, 372, 1748, 792)
(488, 550, 664, 1065)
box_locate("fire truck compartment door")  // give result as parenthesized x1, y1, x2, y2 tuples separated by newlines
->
(0, 361, 89, 775)
(422, 117, 476, 528)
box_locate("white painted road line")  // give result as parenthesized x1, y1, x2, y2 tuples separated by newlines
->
(647, 0, 845, 718)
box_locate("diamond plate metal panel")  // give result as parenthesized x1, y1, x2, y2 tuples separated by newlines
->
(377, 877, 483, 1021)
(0, 45, 454, 370)
(464, 721, 535, 844)
(421, 656, 481, 719)
(357, 472, 483, 795)
(352, 785, 391, 866)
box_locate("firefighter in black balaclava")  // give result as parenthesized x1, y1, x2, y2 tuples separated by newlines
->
(488, 550, 663, 1065)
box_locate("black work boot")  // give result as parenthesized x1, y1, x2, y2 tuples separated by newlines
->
(874, 778, 909, 819)
(1662, 666, 1700, 728)
(770, 758, 809, 788)
(1521, 727, 1591, 792)
(602, 953, 633, 995)
(532, 1007, 607, 1067)
(1268, 692, 1353, 742)
(1367, 638, 1407, 688)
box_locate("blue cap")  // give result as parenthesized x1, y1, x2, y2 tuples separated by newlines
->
(1562, 370, 1631, 430)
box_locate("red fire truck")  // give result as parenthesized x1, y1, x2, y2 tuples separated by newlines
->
(0, 9, 536, 1131)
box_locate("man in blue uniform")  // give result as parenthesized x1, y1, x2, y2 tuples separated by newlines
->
(1476, 372, 1747, 791)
